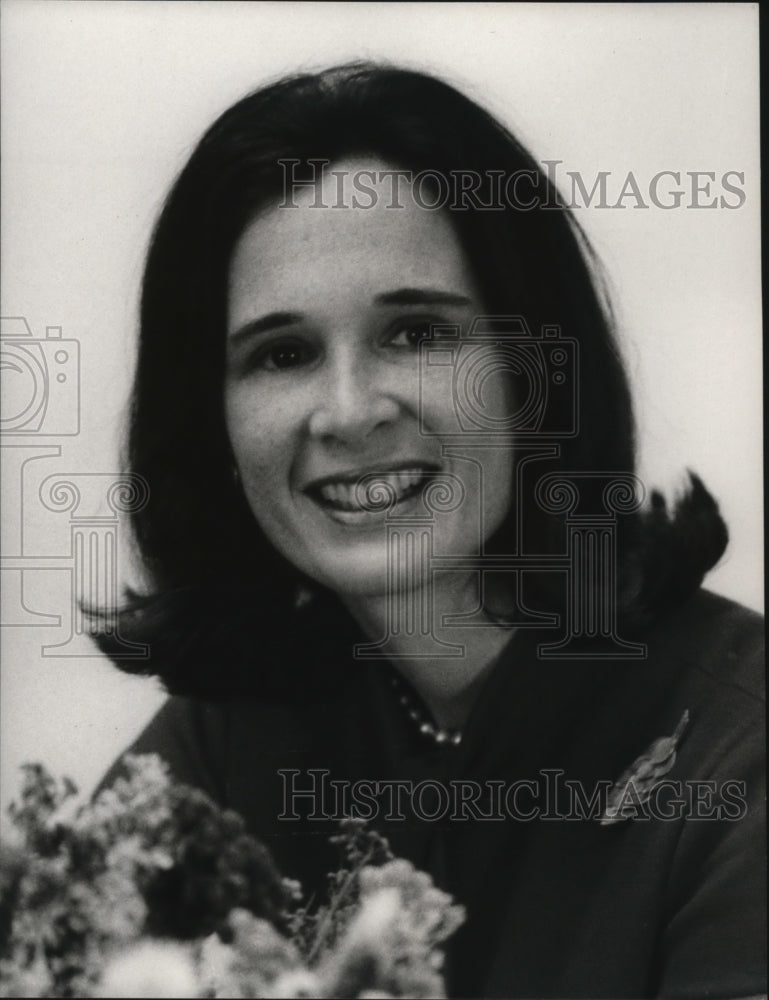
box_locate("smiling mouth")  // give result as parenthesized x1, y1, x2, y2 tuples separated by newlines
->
(305, 466, 439, 515)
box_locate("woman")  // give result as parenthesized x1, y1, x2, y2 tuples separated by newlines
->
(97, 63, 765, 998)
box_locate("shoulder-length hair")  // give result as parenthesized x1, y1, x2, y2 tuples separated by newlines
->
(95, 62, 727, 695)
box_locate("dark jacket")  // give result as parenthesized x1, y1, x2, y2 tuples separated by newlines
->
(116, 588, 766, 998)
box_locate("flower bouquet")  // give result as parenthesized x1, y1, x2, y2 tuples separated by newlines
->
(0, 755, 464, 998)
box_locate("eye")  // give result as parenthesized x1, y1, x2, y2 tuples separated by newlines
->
(386, 318, 436, 349)
(251, 339, 317, 372)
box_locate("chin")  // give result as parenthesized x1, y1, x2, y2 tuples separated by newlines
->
(305, 547, 392, 599)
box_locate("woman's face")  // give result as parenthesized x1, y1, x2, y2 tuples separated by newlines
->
(225, 158, 515, 598)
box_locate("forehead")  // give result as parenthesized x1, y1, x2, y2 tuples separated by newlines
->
(228, 157, 478, 312)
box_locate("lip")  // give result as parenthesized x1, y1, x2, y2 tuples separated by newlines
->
(303, 460, 442, 492)
(302, 460, 442, 525)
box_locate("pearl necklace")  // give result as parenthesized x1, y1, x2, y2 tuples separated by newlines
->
(388, 671, 463, 746)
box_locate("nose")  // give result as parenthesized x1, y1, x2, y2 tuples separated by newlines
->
(308, 349, 400, 444)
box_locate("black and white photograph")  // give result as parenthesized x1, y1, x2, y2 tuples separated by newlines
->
(0, 3, 764, 997)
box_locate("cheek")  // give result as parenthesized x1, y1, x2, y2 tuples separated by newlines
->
(225, 388, 295, 488)
(486, 450, 515, 516)
(417, 367, 459, 433)
(420, 347, 516, 432)
(486, 367, 515, 418)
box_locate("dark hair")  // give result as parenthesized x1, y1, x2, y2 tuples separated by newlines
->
(94, 62, 727, 694)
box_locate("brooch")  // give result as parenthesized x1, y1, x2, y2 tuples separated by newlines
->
(600, 709, 690, 825)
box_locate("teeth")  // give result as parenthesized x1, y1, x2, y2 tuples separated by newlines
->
(316, 469, 431, 510)
(319, 483, 356, 506)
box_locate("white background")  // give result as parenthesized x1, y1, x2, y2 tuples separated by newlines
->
(0, 2, 762, 827)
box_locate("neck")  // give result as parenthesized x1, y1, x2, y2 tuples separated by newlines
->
(341, 573, 515, 729)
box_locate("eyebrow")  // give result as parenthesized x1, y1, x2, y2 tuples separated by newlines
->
(228, 311, 302, 346)
(228, 288, 472, 345)
(374, 288, 474, 307)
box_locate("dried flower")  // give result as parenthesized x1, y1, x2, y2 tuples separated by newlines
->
(95, 939, 198, 998)
(0, 760, 463, 998)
